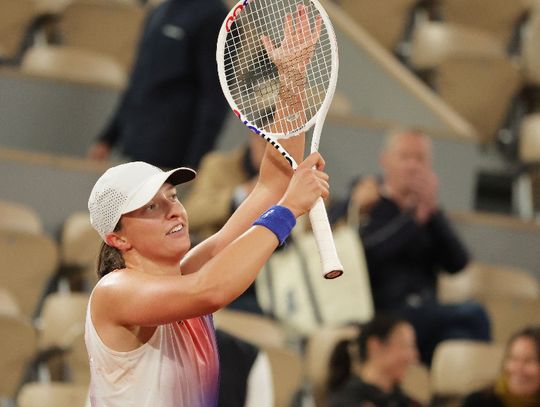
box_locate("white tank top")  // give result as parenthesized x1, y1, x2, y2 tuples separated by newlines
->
(85, 295, 219, 407)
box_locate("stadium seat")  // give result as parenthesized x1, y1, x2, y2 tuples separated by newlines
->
(513, 113, 540, 219)
(0, 229, 59, 319)
(34, 292, 89, 381)
(0, 0, 38, 61)
(522, 2, 540, 86)
(409, 21, 522, 143)
(59, 211, 101, 288)
(409, 22, 506, 70)
(298, 224, 374, 320)
(0, 314, 38, 400)
(431, 340, 504, 406)
(438, 261, 540, 304)
(0, 286, 21, 317)
(303, 324, 358, 407)
(35, 0, 140, 14)
(437, 0, 531, 47)
(213, 308, 287, 349)
(65, 331, 89, 385)
(33, 0, 72, 14)
(59, 211, 100, 268)
(256, 224, 373, 336)
(483, 297, 540, 345)
(37, 292, 89, 351)
(263, 345, 303, 407)
(518, 112, 540, 163)
(335, 0, 418, 52)
(0, 199, 43, 235)
(402, 362, 432, 406)
(57, 0, 145, 72)
(17, 382, 88, 407)
(146, 0, 166, 8)
(21, 45, 127, 88)
(328, 90, 353, 116)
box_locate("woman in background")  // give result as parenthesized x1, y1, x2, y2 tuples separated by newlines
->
(327, 315, 422, 407)
(462, 326, 540, 407)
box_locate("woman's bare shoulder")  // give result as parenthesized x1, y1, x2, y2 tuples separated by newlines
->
(91, 269, 141, 303)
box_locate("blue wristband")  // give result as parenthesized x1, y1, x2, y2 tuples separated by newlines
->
(253, 205, 296, 246)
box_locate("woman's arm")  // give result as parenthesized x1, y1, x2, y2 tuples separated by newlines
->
(93, 152, 329, 327)
(91, 7, 330, 328)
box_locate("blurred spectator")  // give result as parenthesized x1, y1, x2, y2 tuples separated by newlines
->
(88, 0, 228, 169)
(183, 133, 267, 314)
(184, 133, 266, 241)
(216, 329, 273, 407)
(331, 128, 490, 365)
(462, 326, 540, 407)
(327, 315, 422, 407)
(329, 174, 380, 227)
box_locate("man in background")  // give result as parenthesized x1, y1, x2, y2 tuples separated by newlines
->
(342, 128, 491, 365)
(89, 0, 228, 169)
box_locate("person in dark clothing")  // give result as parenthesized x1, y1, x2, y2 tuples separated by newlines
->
(462, 326, 540, 407)
(88, 0, 229, 169)
(333, 129, 491, 365)
(216, 329, 273, 407)
(327, 315, 422, 407)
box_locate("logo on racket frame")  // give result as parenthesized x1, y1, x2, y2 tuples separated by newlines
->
(225, 0, 252, 32)
(233, 108, 294, 167)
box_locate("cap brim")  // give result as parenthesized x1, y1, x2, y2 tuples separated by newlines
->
(122, 167, 196, 214)
(165, 167, 196, 186)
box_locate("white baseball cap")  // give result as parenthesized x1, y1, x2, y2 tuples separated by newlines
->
(88, 161, 196, 240)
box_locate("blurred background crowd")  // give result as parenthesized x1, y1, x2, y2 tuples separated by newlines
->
(1, 0, 540, 406)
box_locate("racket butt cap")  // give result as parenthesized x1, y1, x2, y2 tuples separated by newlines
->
(324, 269, 343, 279)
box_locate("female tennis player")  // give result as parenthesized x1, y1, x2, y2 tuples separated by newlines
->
(84, 5, 328, 406)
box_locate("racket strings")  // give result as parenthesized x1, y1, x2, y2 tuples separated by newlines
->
(223, 0, 333, 137)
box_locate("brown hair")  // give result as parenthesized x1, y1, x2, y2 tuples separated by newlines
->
(96, 221, 125, 279)
(327, 315, 406, 392)
(507, 326, 540, 362)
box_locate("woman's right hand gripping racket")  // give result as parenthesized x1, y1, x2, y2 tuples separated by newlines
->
(216, 0, 343, 279)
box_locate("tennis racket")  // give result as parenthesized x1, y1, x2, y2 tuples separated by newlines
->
(216, 0, 343, 279)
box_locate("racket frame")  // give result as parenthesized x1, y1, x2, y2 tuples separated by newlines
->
(216, 0, 343, 279)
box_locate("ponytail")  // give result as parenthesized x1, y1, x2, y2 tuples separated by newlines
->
(96, 242, 125, 279)
(96, 221, 125, 278)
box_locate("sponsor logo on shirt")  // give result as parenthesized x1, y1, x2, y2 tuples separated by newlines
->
(162, 24, 185, 40)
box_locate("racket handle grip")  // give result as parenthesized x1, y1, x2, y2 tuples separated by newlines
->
(308, 197, 344, 279)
